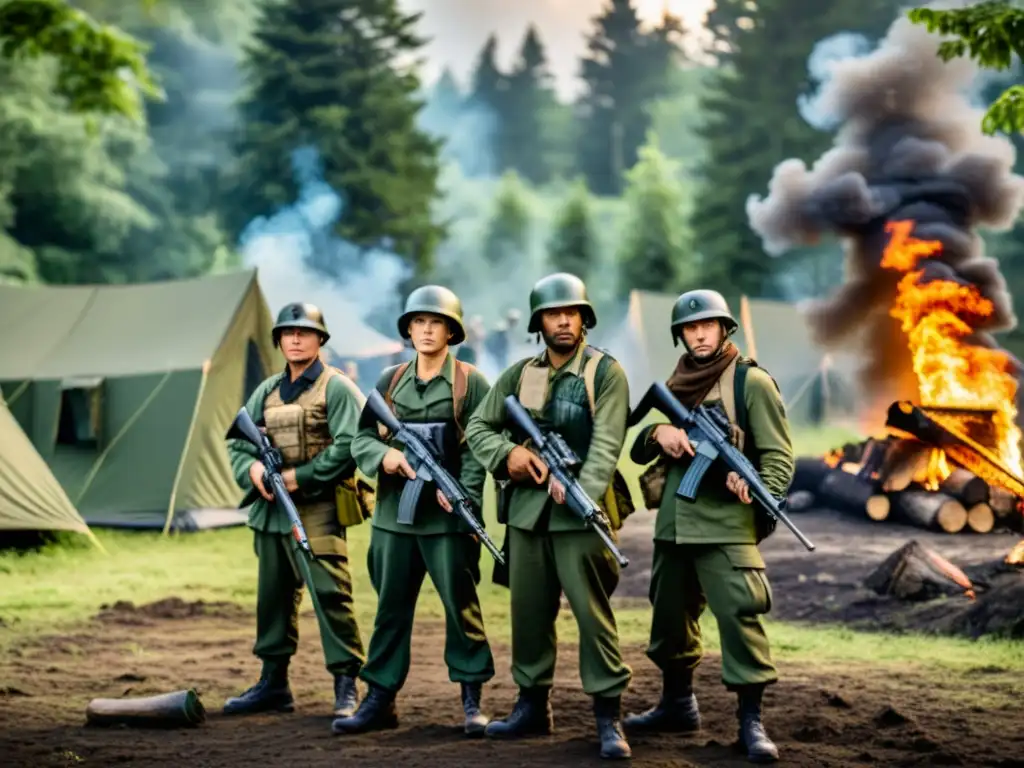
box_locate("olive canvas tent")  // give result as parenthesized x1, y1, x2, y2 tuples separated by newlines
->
(0, 270, 282, 531)
(613, 290, 860, 424)
(0, 389, 100, 546)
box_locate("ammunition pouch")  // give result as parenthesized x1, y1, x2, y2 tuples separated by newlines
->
(638, 456, 669, 510)
(335, 475, 374, 528)
(263, 403, 305, 466)
(603, 468, 635, 531)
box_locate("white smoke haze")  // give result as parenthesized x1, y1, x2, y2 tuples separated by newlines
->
(239, 147, 411, 341)
(745, 6, 1024, 415)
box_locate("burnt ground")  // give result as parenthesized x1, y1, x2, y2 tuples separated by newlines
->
(1, 510, 1023, 767)
(618, 507, 1024, 637)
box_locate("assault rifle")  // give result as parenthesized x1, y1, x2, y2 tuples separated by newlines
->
(227, 406, 315, 556)
(628, 381, 815, 552)
(504, 395, 629, 568)
(226, 407, 334, 633)
(364, 389, 505, 565)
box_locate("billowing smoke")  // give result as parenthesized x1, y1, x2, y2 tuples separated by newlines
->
(239, 147, 410, 338)
(745, 10, 1024, 411)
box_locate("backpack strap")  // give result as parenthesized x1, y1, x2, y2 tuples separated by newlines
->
(582, 349, 605, 416)
(384, 358, 472, 442)
(383, 362, 411, 410)
(734, 360, 750, 439)
(452, 359, 472, 441)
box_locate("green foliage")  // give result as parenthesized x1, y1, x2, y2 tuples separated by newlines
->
(0, 0, 161, 123)
(616, 133, 691, 297)
(693, 0, 904, 297)
(648, 65, 710, 179)
(482, 170, 532, 268)
(547, 178, 597, 279)
(576, 1, 687, 195)
(227, 0, 444, 276)
(502, 25, 559, 185)
(908, 2, 1024, 134)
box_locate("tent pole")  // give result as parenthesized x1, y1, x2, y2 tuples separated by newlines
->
(739, 295, 758, 360)
(74, 371, 173, 507)
(162, 362, 211, 536)
(81, 526, 107, 554)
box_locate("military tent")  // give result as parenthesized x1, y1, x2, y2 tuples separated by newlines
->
(0, 389, 101, 546)
(0, 270, 282, 531)
(613, 290, 860, 424)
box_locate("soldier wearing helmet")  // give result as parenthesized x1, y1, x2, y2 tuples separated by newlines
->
(333, 285, 496, 738)
(465, 273, 634, 760)
(624, 290, 794, 764)
(224, 302, 368, 720)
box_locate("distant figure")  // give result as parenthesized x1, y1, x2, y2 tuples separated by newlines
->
(456, 314, 486, 365)
(343, 360, 359, 385)
(484, 308, 522, 369)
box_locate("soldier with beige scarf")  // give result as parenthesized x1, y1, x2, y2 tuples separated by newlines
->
(625, 289, 794, 764)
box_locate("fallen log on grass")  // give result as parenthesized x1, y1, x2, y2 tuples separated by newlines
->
(864, 540, 975, 601)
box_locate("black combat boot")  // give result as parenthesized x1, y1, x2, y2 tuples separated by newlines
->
(736, 684, 779, 763)
(623, 669, 700, 733)
(461, 682, 488, 736)
(593, 695, 632, 760)
(333, 674, 359, 718)
(223, 663, 294, 715)
(330, 684, 398, 735)
(483, 686, 553, 739)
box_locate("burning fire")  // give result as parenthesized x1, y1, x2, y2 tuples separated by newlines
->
(881, 220, 1024, 478)
(1008, 539, 1024, 565)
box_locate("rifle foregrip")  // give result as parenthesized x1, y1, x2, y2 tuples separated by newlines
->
(677, 454, 712, 501)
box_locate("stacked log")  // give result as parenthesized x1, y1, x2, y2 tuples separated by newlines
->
(789, 435, 1023, 535)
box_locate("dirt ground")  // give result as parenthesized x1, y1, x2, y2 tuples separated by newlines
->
(2, 510, 1023, 767)
(1, 596, 1022, 768)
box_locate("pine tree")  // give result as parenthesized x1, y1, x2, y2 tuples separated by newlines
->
(547, 178, 597, 279)
(576, 1, 686, 195)
(692, 0, 906, 297)
(466, 33, 508, 177)
(503, 25, 558, 184)
(482, 170, 531, 268)
(227, 0, 444, 275)
(617, 134, 691, 297)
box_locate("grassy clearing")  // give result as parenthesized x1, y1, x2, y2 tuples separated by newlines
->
(5, 422, 1020, 677)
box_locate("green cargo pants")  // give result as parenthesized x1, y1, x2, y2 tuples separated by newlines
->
(360, 527, 494, 692)
(508, 525, 632, 697)
(646, 541, 777, 688)
(252, 509, 365, 677)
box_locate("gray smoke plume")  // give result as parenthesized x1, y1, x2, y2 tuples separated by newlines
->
(745, 10, 1024, 409)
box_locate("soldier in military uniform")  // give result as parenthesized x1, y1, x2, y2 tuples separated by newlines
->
(332, 286, 495, 737)
(464, 273, 633, 760)
(224, 303, 367, 718)
(623, 290, 794, 764)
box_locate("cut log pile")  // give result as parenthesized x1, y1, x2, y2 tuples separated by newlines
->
(790, 436, 1024, 535)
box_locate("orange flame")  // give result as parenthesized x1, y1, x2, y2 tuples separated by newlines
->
(881, 221, 1024, 478)
(823, 449, 842, 468)
(1007, 539, 1024, 565)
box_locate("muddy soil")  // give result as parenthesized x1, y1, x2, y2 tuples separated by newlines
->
(1, 596, 1023, 767)
(617, 507, 1024, 637)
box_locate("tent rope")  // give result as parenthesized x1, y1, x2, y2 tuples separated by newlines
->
(74, 371, 173, 506)
(3, 380, 30, 407)
(162, 363, 211, 536)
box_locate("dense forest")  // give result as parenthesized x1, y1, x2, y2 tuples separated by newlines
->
(1, 0, 1023, 345)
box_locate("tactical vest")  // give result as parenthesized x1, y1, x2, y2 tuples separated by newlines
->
(510, 345, 634, 529)
(263, 365, 367, 528)
(513, 345, 610, 461)
(264, 366, 338, 467)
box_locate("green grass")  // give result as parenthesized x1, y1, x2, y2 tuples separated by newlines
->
(5, 424, 1020, 676)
